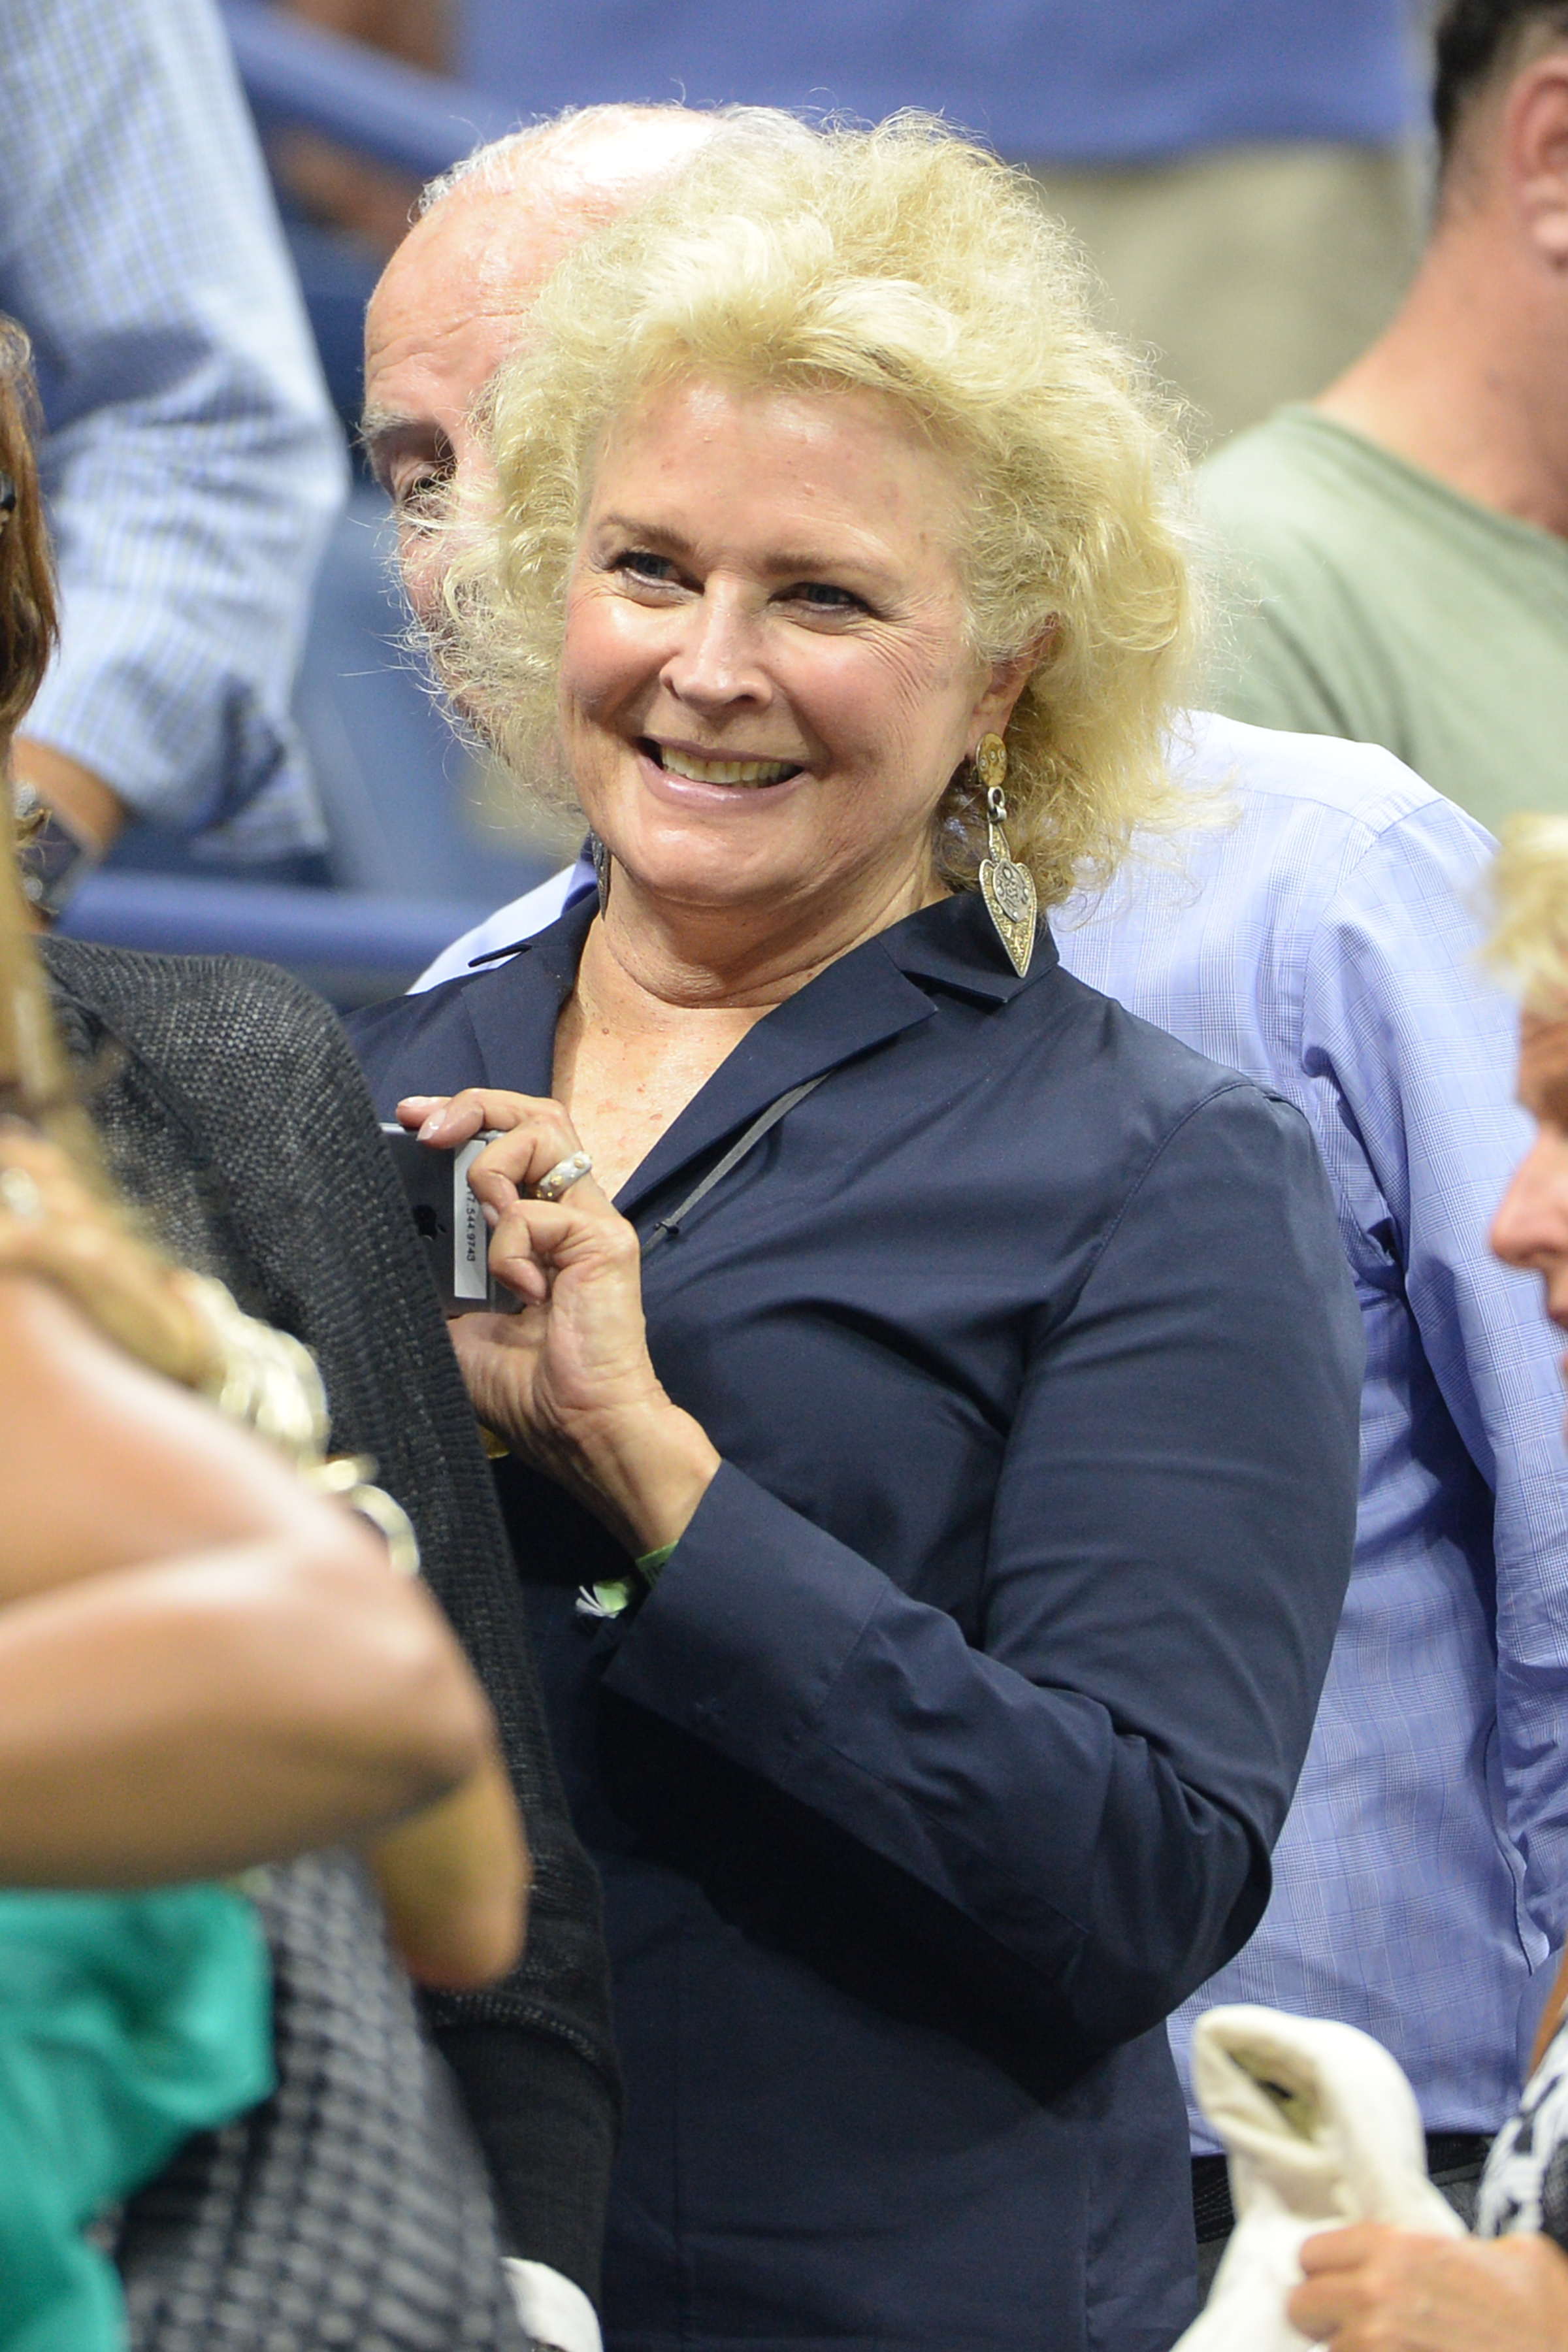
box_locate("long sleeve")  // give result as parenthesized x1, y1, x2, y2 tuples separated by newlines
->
(604, 1075, 1362, 2059)
(1299, 799, 1568, 1955)
(0, 0, 346, 855)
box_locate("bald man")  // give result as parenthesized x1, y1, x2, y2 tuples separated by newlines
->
(361, 106, 783, 629)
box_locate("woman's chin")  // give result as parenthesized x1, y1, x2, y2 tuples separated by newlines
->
(615, 847, 806, 915)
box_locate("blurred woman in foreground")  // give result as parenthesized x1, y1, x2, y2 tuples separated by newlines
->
(1281, 815, 1568, 2351)
(0, 315, 527, 2352)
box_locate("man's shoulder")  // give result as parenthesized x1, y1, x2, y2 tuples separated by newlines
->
(1199, 408, 1380, 546)
(1197, 411, 1454, 659)
(1056, 957, 1302, 1113)
(1174, 711, 1487, 862)
(412, 866, 587, 992)
(1060, 714, 1497, 1056)
(1199, 410, 1519, 627)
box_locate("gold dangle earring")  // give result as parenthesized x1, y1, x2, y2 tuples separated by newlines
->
(589, 831, 612, 916)
(974, 733, 1036, 977)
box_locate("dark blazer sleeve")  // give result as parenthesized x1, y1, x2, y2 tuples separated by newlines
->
(604, 1078, 1363, 2057)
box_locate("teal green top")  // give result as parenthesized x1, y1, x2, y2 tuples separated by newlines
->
(0, 1884, 273, 2352)
(1200, 405, 1568, 836)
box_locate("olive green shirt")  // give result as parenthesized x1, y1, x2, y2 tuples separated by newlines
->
(1200, 405, 1568, 833)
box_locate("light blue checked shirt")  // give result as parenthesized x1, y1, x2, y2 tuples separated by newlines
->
(3, 0, 345, 856)
(418, 710, 1568, 2144)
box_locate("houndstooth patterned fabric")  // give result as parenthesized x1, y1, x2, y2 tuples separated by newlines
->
(1476, 2010, 1568, 2250)
(117, 1854, 530, 2351)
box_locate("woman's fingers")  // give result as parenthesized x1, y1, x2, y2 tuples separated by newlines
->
(451, 1188, 659, 1438)
(393, 1094, 448, 1131)
(395, 1089, 596, 1213)
(486, 1195, 644, 1341)
(397, 1086, 561, 1147)
(488, 1192, 638, 1287)
(1288, 2227, 1401, 2342)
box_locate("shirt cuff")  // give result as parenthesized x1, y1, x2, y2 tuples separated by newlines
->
(503, 2259, 602, 2352)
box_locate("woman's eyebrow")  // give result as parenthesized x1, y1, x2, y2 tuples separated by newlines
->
(592, 513, 697, 557)
(766, 546, 892, 582)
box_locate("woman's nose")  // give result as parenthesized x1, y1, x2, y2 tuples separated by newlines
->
(662, 590, 771, 712)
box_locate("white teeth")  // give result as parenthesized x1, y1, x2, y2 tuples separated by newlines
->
(657, 747, 798, 787)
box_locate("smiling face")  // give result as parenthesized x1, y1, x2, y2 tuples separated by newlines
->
(559, 374, 1025, 932)
(1493, 1017, 1568, 1373)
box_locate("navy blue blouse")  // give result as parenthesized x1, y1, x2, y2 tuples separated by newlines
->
(350, 891, 1362, 2352)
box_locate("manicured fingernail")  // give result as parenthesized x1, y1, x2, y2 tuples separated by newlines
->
(482, 1202, 498, 1229)
(417, 1112, 444, 1141)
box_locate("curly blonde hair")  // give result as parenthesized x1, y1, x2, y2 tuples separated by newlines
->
(434, 113, 1200, 910)
(1487, 815, 1568, 1013)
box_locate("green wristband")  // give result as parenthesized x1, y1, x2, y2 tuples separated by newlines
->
(580, 1541, 679, 1624)
(635, 1541, 678, 1589)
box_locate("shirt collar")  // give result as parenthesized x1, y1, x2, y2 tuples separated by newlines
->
(457, 888, 1053, 1218)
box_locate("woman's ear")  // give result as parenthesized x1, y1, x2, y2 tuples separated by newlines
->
(970, 627, 1054, 749)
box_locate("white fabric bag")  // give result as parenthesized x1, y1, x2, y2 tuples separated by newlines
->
(1172, 2004, 1465, 2351)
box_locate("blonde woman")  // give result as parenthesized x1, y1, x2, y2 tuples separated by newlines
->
(355, 121, 1364, 2349)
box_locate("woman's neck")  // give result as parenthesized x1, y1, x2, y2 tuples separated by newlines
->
(551, 854, 947, 1200)
(589, 853, 947, 1015)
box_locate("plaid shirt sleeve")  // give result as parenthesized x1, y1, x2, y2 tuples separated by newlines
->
(0, 0, 347, 856)
(1301, 793, 1568, 1953)
(1062, 719, 1568, 2132)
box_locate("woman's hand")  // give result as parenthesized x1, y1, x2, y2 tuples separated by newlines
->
(1287, 2223, 1568, 2349)
(397, 1091, 719, 1554)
